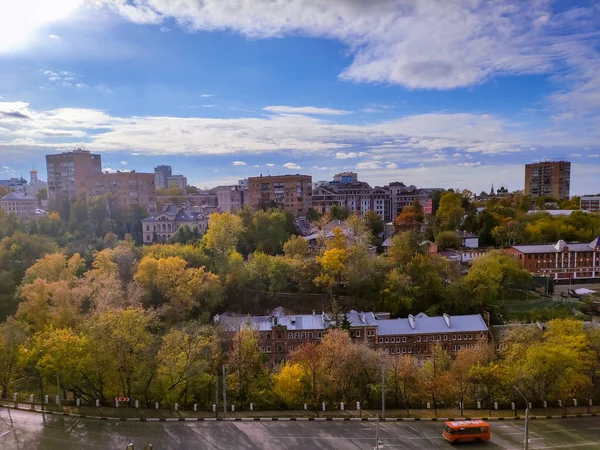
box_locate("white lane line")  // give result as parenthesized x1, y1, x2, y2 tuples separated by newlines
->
(544, 429, 578, 433)
(533, 443, 600, 449)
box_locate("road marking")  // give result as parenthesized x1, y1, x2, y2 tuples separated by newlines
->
(544, 428, 578, 433)
(533, 443, 600, 449)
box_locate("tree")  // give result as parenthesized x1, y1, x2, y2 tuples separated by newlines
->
(0, 319, 27, 398)
(204, 213, 243, 273)
(436, 192, 465, 232)
(85, 307, 156, 400)
(386, 231, 425, 267)
(155, 326, 217, 407)
(469, 361, 506, 415)
(491, 221, 523, 247)
(226, 328, 268, 407)
(364, 210, 384, 236)
(419, 342, 451, 416)
(450, 344, 494, 415)
(135, 256, 222, 321)
(283, 235, 309, 258)
(314, 248, 347, 299)
(329, 205, 349, 221)
(435, 231, 462, 251)
(272, 362, 306, 407)
(386, 355, 420, 412)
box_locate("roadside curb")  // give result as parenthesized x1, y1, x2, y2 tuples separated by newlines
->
(1, 404, 597, 423)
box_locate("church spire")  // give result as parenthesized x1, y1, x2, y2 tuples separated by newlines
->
(489, 184, 495, 196)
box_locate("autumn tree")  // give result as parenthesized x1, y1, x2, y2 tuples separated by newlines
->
(364, 210, 384, 237)
(226, 328, 268, 407)
(272, 362, 306, 407)
(434, 231, 462, 251)
(0, 319, 27, 398)
(450, 344, 494, 415)
(419, 342, 451, 416)
(435, 192, 465, 232)
(386, 354, 421, 412)
(283, 235, 309, 258)
(204, 212, 243, 274)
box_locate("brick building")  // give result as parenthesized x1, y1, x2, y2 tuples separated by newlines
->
(247, 174, 312, 217)
(524, 161, 571, 199)
(86, 171, 157, 213)
(46, 149, 102, 200)
(504, 238, 600, 280)
(215, 307, 489, 364)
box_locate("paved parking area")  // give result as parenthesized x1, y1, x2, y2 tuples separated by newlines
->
(2, 408, 600, 449)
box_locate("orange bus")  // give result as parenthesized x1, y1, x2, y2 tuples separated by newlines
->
(443, 420, 491, 444)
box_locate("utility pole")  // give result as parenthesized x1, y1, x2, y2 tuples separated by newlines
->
(215, 371, 219, 419)
(381, 365, 385, 419)
(56, 374, 61, 409)
(222, 365, 227, 416)
(514, 387, 529, 450)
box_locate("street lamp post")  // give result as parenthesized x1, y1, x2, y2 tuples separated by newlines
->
(514, 387, 529, 450)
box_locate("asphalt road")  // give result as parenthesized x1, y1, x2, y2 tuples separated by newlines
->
(1, 408, 600, 449)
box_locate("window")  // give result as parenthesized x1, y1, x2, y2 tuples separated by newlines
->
(288, 346, 294, 351)
(402, 347, 406, 354)
(429, 336, 434, 342)
(266, 346, 271, 353)
(452, 335, 456, 340)
(408, 347, 412, 354)
(436, 335, 441, 341)
(443, 335, 448, 341)
(417, 336, 421, 342)
(317, 332, 323, 339)
(469, 334, 473, 340)
(424, 347, 428, 353)
(288, 333, 293, 339)
(452, 345, 456, 351)
(266, 333, 271, 340)
(296, 345, 300, 351)
(259, 346, 264, 352)
(295, 332, 300, 339)
(443, 345, 447, 351)
(277, 333, 282, 339)
(457, 345, 462, 351)
(301, 332, 306, 339)
(277, 345, 282, 352)
(308, 332, 313, 339)
(417, 347, 421, 353)
(356, 331, 360, 337)
(379, 338, 384, 343)
(390, 337, 395, 343)
(385, 337, 389, 343)
(402, 337, 406, 343)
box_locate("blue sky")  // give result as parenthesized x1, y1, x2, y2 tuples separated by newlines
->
(0, 0, 599, 194)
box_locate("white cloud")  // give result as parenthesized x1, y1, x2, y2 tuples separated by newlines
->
(458, 162, 482, 167)
(201, 94, 215, 98)
(232, 160, 247, 166)
(48, 34, 61, 39)
(202, 104, 215, 108)
(335, 151, 366, 159)
(571, 153, 582, 157)
(283, 162, 302, 170)
(587, 154, 600, 158)
(264, 105, 351, 116)
(120, 160, 128, 165)
(356, 161, 382, 170)
(386, 162, 398, 169)
(265, 163, 275, 167)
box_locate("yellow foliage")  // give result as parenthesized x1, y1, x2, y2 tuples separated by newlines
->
(273, 362, 306, 406)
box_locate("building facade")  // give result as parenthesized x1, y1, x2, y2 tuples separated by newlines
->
(524, 161, 571, 199)
(247, 174, 312, 217)
(140, 204, 210, 244)
(86, 171, 157, 213)
(46, 150, 102, 200)
(167, 175, 188, 190)
(387, 183, 437, 217)
(0, 192, 37, 218)
(216, 185, 245, 213)
(154, 165, 172, 190)
(215, 308, 489, 364)
(25, 169, 47, 202)
(0, 177, 27, 192)
(581, 196, 600, 213)
(505, 237, 600, 280)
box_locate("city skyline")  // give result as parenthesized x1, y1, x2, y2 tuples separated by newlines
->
(1, 1, 600, 194)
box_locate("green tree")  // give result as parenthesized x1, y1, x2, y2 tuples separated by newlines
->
(436, 192, 465, 232)
(435, 231, 462, 251)
(364, 210, 384, 236)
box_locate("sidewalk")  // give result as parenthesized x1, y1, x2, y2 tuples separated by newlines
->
(2, 401, 599, 421)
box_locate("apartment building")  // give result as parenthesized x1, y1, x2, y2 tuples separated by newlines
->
(504, 237, 600, 280)
(46, 149, 102, 200)
(581, 196, 600, 213)
(312, 180, 375, 217)
(140, 204, 210, 244)
(154, 165, 172, 189)
(215, 307, 489, 364)
(216, 185, 245, 213)
(524, 161, 571, 199)
(387, 182, 437, 217)
(86, 171, 157, 213)
(0, 192, 37, 218)
(247, 174, 312, 217)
